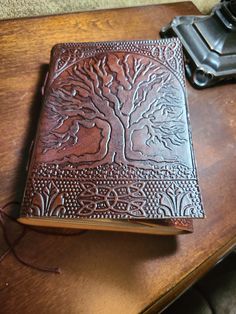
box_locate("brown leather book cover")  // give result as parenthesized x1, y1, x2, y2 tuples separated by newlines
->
(19, 39, 204, 235)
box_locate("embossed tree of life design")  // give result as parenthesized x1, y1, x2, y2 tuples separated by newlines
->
(41, 52, 188, 167)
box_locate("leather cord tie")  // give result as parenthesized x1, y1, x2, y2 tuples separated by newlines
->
(0, 201, 87, 274)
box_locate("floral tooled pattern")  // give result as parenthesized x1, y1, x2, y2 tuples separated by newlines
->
(29, 182, 66, 217)
(155, 183, 196, 217)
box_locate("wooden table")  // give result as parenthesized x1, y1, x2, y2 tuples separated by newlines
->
(0, 2, 235, 313)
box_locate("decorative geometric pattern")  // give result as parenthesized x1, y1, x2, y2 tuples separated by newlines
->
(76, 182, 146, 217)
(22, 163, 204, 219)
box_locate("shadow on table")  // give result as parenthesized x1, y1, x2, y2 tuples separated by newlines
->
(0, 64, 48, 255)
(9, 64, 49, 218)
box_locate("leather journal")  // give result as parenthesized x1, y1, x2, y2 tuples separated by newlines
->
(19, 39, 204, 235)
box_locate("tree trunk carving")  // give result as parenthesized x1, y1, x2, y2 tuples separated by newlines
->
(41, 52, 186, 166)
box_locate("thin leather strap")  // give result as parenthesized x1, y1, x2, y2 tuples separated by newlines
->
(0, 201, 87, 274)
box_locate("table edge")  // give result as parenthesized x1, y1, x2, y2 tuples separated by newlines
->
(142, 235, 236, 313)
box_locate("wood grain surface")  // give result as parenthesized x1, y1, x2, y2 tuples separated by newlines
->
(0, 2, 235, 313)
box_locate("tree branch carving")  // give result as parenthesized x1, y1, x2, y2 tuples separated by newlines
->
(42, 52, 187, 165)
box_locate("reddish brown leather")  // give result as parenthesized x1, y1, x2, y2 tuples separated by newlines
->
(21, 39, 204, 226)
